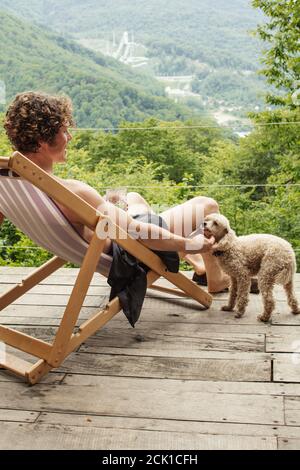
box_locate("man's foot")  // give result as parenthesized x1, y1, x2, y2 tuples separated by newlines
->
(192, 272, 207, 286)
(193, 271, 230, 293)
(184, 253, 206, 275)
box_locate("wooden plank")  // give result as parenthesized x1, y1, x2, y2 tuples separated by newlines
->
(38, 411, 300, 439)
(0, 421, 277, 450)
(277, 438, 300, 450)
(266, 333, 300, 352)
(272, 314, 300, 326)
(0, 293, 296, 329)
(0, 324, 273, 359)
(0, 305, 101, 319)
(0, 269, 296, 287)
(140, 297, 293, 326)
(81, 328, 265, 353)
(0, 409, 39, 423)
(58, 352, 271, 382)
(0, 317, 76, 327)
(0, 267, 83, 275)
(273, 354, 300, 383)
(284, 397, 300, 426)
(64, 374, 300, 396)
(157, 273, 300, 286)
(0, 378, 284, 425)
(1, 266, 293, 281)
(149, 291, 290, 303)
(79, 347, 270, 361)
(1, 316, 296, 334)
(0, 284, 109, 296)
(0, 274, 107, 286)
(1, 293, 106, 307)
(0, 372, 65, 384)
(0, 326, 271, 359)
(92, 319, 274, 335)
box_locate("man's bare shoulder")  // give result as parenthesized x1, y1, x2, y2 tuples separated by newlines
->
(56, 177, 105, 208)
(57, 177, 94, 195)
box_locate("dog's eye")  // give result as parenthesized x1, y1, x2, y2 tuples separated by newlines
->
(213, 221, 219, 226)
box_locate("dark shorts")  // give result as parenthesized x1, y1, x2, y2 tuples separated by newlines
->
(132, 213, 179, 273)
(133, 213, 169, 230)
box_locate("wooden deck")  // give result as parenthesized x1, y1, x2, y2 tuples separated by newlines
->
(0, 267, 300, 450)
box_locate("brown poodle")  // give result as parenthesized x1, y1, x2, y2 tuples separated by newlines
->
(204, 213, 300, 322)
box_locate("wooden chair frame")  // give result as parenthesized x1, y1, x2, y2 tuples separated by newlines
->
(0, 151, 212, 384)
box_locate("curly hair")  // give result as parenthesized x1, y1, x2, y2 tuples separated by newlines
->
(4, 92, 75, 153)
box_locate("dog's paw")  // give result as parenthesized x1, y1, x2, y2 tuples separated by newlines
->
(257, 314, 271, 323)
(234, 312, 244, 319)
(221, 305, 234, 312)
(291, 309, 300, 316)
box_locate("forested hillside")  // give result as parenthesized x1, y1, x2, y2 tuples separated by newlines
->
(0, 0, 266, 110)
(0, 11, 194, 127)
(0, 0, 262, 69)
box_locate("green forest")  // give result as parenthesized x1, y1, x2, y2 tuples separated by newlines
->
(1, 108, 299, 268)
(0, 0, 299, 269)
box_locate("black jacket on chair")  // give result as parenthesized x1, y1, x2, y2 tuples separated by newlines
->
(107, 213, 180, 327)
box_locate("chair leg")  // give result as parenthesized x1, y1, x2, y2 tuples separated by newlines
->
(26, 360, 52, 385)
(47, 230, 107, 368)
(148, 284, 190, 298)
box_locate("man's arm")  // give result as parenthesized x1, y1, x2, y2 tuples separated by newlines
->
(66, 180, 214, 254)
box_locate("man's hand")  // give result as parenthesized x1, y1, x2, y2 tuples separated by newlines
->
(185, 234, 215, 254)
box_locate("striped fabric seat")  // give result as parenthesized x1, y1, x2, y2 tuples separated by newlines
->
(0, 173, 112, 277)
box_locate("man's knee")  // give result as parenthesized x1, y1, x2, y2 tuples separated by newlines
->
(127, 191, 144, 204)
(205, 197, 219, 214)
(194, 196, 219, 215)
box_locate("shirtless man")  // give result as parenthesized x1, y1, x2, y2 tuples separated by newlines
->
(2, 92, 229, 292)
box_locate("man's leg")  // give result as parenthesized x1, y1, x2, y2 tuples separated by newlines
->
(126, 192, 155, 218)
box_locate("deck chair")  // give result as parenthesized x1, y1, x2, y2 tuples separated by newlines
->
(0, 151, 212, 384)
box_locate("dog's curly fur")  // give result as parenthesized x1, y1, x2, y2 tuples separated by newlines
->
(204, 213, 300, 322)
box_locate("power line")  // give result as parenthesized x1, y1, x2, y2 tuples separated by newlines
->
(70, 121, 300, 132)
(94, 184, 300, 189)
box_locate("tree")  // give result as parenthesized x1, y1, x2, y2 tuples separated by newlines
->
(253, 0, 300, 108)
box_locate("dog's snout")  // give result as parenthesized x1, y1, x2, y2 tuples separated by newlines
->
(204, 222, 207, 227)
